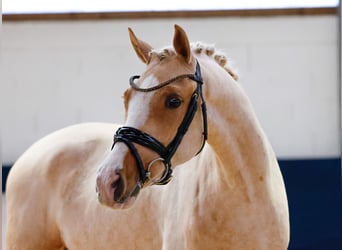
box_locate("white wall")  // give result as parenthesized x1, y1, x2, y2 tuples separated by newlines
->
(1, 15, 340, 163)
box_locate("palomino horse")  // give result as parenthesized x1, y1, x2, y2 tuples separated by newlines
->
(6, 25, 289, 249)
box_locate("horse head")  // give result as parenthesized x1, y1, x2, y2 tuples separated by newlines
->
(96, 25, 208, 209)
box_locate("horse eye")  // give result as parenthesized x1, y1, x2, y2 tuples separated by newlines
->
(165, 95, 182, 109)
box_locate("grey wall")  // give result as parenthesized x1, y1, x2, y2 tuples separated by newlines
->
(1, 15, 340, 163)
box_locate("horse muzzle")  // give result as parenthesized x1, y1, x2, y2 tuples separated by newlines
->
(96, 169, 141, 209)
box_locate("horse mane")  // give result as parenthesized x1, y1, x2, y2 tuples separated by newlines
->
(150, 42, 239, 81)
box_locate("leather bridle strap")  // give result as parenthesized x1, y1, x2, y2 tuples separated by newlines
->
(111, 60, 207, 192)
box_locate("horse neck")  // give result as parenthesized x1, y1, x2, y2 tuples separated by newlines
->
(201, 59, 276, 196)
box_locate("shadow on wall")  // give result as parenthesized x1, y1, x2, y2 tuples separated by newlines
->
(2, 158, 342, 249)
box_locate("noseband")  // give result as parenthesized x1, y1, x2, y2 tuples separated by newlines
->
(111, 61, 207, 197)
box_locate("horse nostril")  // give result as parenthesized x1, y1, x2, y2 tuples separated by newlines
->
(112, 174, 125, 203)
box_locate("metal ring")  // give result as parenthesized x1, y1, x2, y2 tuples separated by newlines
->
(146, 157, 168, 184)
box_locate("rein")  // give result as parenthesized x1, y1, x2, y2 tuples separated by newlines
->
(111, 60, 207, 197)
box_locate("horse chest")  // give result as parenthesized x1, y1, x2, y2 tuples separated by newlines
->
(160, 194, 233, 249)
(185, 206, 234, 248)
(164, 185, 263, 249)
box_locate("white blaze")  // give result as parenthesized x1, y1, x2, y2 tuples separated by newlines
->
(98, 75, 159, 173)
(125, 74, 159, 128)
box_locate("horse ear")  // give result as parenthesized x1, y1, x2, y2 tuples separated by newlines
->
(173, 24, 192, 64)
(128, 27, 153, 64)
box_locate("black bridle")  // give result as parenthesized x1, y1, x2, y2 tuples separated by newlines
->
(111, 60, 207, 198)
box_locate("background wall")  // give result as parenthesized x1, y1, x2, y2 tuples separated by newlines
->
(1, 15, 340, 164)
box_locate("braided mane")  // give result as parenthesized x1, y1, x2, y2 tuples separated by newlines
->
(150, 42, 238, 81)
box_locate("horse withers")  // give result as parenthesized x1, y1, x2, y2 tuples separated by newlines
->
(6, 25, 289, 249)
